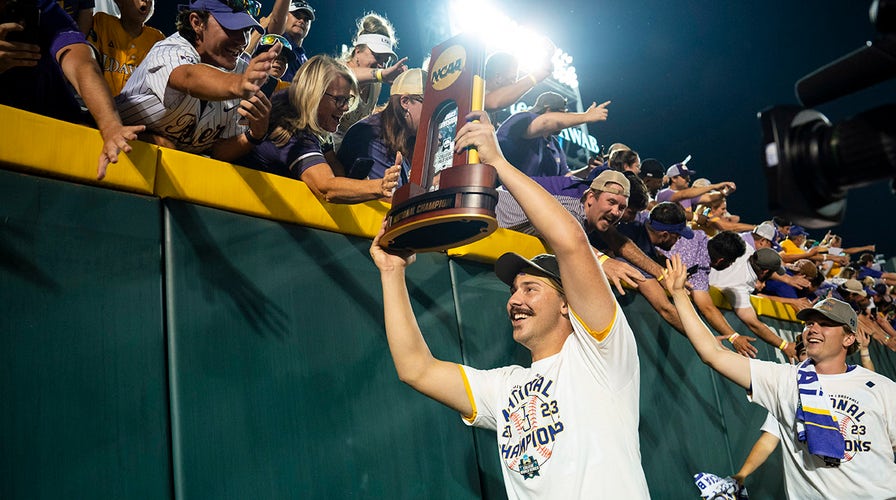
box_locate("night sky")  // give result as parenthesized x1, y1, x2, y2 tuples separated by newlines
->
(151, 0, 895, 259)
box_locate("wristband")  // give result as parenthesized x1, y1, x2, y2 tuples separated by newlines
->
(727, 333, 740, 343)
(244, 129, 266, 145)
(526, 73, 538, 86)
(656, 275, 664, 282)
(375, 69, 383, 82)
(778, 340, 788, 351)
(598, 253, 610, 264)
(860, 352, 871, 357)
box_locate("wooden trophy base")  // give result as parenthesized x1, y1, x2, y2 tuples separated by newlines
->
(383, 163, 498, 252)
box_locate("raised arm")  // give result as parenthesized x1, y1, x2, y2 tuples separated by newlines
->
(483, 67, 549, 111)
(369, 224, 473, 415)
(245, 0, 290, 55)
(524, 101, 610, 138)
(454, 111, 615, 330)
(663, 254, 752, 388)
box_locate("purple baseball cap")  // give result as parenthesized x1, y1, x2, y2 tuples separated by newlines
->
(183, 0, 263, 34)
(666, 162, 696, 178)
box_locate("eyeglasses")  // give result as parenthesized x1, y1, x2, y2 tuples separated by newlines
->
(259, 33, 293, 51)
(223, 0, 262, 17)
(324, 92, 356, 109)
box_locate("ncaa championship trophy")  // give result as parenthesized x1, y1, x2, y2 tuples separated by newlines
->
(381, 34, 498, 252)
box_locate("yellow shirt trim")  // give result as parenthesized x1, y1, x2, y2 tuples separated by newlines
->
(458, 364, 478, 423)
(570, 306, 615, 342)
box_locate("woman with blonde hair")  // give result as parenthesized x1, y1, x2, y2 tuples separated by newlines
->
(333, 12, 409, 148)
(239, 54, 400, 204)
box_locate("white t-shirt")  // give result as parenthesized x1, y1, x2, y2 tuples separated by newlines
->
(116, 33, 248, 154)
(760, 411, 782, 438)
(460, 304, 649, 499)
(750, 359, 896, 499)
(710, 249, 758, 309)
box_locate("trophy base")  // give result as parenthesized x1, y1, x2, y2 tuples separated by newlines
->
(383, 164, 498, 253)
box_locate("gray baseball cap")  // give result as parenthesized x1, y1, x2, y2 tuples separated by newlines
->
(752, 248, 785, 275)
(796, 297, 858, 333)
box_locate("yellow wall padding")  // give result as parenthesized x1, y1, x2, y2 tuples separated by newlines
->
(155, 147, 390, 239)
(0, 105, 158, 194)
(448, 228, 548, 262)
(0, 105, 800, 321)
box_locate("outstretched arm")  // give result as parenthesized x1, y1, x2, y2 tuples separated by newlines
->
(524, 101, 610, 139)
(663, 255, 752, 388)
(370, 223, 473, 415)
(301, 152, 400, 204)
(56, 43, 144, 179)
(454, 111, 615, 331)
(691, 290, 758, 358)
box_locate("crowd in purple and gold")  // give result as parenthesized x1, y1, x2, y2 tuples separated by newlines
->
(2, 0, 895, 496)
(3, 0, 895, 395)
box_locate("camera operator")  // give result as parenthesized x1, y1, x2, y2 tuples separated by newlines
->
(0, 0, 144, 180)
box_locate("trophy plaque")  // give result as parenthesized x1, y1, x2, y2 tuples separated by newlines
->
(381, 34, 498, 252)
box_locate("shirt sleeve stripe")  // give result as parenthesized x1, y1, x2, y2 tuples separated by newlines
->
(458, 364, 477, 423)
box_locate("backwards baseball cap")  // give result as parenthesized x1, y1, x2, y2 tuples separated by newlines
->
(530, 92, 568, 114)
(495, 253, 562, 288)
(789, 225, 808, 238)
(796, 297, 858, 333)
(752, 221, 776, 242)
(184, 0, 263, 34)
(839, 278, 867, 297)
(639, 158, 665, 179)
(390, 68, 425, 96)
(790, 259, 819, 279)
(666, 162, 696, 178)
(752, 248, 785, 275)
(589, 169, 630, 197)
(354, 33, 397, 60)
(288, 0, 315, 19)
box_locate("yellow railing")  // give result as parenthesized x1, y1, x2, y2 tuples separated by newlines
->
(0, 104, 796, 321)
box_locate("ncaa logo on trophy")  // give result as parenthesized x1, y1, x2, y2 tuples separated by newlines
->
(381, 34, 498, 252)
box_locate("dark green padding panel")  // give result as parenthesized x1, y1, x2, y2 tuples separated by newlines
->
(448, 259, 528, 500)
(164, 200, 482, 499)
(0, 170, 170, 499)
(446, 269, 798, 500)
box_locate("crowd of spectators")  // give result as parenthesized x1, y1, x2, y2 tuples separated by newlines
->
(3, 0, 894, 385)
(2, 0, 894, 495)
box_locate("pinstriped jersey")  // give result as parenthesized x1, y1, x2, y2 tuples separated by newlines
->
(115, 33, 248, 154)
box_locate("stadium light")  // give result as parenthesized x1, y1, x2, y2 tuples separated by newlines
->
(448, 0, 578, 88)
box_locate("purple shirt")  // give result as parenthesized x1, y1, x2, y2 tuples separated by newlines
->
(0, 0, 90, 123)
(239, 129, 328, 181)
(336, 112, 410, 185)
(659, 230, 711, 291)
(495, 111, 570, 177)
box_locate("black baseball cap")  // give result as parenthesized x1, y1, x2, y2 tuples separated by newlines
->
(495, 253, 561, 287)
